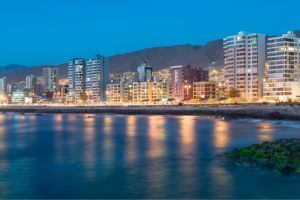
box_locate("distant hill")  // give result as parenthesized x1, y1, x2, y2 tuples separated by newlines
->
(1, 30, 300, 83)
(0, 64, 27, 74)
(0, 64, 67, 83)
(109, 39, 223, 73)
(0, 40, 223, 83)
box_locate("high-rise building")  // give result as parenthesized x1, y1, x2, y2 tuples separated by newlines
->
(68, 55, 109, 103)
(55, 78, 69, 101)
(197, 67, 209, 82)
(0, 77, 7, 95)
(42, 68, 59, 93)
(137, 62, 152, 82)
(35, 76, 44, 97)
(170, 65, 208, 101)
(68, 58, 86, 102)
(86, 55, 109, 102)
(223, 32, 266, 102)
(25, 75, 37, 95)
(264, 31, 300, 102)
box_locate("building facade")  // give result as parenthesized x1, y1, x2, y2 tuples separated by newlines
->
(152, 68, 172, 83)
(223, 32, 266, 102)
(0, 77, 7, 95)
(86, 55, 109, 102)
(25, 75, 38, 95)
(132, 82, 151, 102)
(121, 72, 137, 84)
(137, 62, 152, 82)
(193, 81, 216, 100)
(109, 73, 122, 84)
(42, 68, 59, 95)
(106, 83, 132, 103)
(170, 65, 208, 101)
(68, 58, 86, 102)
(149, 81, 171, 101)
(264, 31, 300, 102)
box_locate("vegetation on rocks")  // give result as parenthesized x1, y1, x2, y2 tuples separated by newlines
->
(225, 139, 300, 175)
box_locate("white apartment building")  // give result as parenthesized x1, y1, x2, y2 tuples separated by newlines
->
(86, 55, 109, 102)
(68, 58, 86, 102)
(264, 31, 300, 102)
(0, 77, 7, 95)
(42, 68, 59, 93)
(224, 32, 266, 102)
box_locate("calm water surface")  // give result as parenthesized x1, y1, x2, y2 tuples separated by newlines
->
(0, 113, 299, 198)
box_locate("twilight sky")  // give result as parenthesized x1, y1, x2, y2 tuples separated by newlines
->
(0, 0, 300, 66)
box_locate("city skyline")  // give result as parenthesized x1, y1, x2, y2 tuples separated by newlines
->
(1, 0, 300, 66)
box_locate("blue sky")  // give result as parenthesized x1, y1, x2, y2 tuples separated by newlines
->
(0, 0, 300, 66)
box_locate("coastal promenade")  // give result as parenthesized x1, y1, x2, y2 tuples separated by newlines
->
(0, 104, 299, 120)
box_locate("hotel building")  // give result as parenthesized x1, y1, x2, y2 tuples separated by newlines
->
(264, 31, 300, 102)
(223, 32, 266, 102)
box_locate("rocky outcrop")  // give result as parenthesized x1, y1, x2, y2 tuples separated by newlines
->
(225, 139, 300, 176)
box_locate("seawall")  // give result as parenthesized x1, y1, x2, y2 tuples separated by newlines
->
(0, 105, 299, 120)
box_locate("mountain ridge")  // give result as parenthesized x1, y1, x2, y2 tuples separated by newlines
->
(1, 30, 300, 83)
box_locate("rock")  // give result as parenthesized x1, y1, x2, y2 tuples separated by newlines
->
(294, 167, 300, 175)
(269, 111, 283, 119)
(224, 138, 300, 176)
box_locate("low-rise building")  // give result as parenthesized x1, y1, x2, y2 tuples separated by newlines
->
(132, 82, 151, 103)
(106, 83, 132, 103)
(171, 65, 208, 101)
(149, 82, 172, 102)
(11, 89, 32, 104)
(193, 81, 216, 100)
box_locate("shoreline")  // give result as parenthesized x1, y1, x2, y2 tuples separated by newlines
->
(0, 105, 300, 120)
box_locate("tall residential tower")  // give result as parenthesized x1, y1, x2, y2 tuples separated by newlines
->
(68, 55, 109, 103)
(68, 58, 86, 102)
(86, 55, 109, 102)
(264, 31, 300, 101)
(223, 32, 266, 102)
(42, 68, 59, 93)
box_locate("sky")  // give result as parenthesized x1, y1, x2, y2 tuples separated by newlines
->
(0, 0, 300, 66)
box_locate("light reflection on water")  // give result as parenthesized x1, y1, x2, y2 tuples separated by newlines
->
(0, 113, 299, 198)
